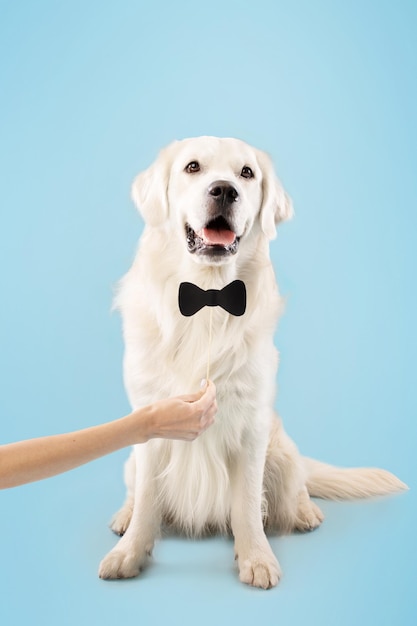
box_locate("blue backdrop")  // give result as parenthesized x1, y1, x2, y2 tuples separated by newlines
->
(1, 1, 416, 625)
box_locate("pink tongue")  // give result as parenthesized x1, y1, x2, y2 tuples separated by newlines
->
(200, 227, 236, 246)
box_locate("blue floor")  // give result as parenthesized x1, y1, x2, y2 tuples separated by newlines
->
(1, 460, 414, 626)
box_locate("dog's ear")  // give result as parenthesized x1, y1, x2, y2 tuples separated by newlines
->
(131, 142, 179, 226)
(256, 149, 294, 240)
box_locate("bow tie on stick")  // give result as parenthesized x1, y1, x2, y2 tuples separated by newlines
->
(178, 280, 246, 317)
(178, 280, 247, 382)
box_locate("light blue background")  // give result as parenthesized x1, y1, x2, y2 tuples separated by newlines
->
(1, 1, 416, 625)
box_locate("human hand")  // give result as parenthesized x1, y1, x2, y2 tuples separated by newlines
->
(136, 380, 217, 442)
(0, 381, 216, 489)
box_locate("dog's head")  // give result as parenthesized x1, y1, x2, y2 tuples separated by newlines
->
(132, 136, 293, 265)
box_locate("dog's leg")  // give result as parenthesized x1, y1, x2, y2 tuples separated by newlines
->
(109, 451, 136, 536)
(99, 444, 160, 579)
(230, 431, 282, 589)
(263, 417, 325, 533)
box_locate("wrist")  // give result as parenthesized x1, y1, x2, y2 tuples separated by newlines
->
(123, 404, 155, 445)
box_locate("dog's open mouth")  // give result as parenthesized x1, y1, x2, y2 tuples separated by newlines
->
(186, 216, 240, 256)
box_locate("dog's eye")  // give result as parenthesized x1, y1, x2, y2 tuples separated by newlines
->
(241, 166, 254, 179)
(185, 161, 201, 173)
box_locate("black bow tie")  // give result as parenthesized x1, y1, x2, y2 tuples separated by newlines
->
(178, 280, 246, 317)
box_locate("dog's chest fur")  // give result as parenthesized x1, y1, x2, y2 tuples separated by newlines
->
(117, 235, 281, 533)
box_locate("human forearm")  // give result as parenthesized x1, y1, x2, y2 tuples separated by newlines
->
(0, 411, 150, 489)
(0, 381, 216, 489)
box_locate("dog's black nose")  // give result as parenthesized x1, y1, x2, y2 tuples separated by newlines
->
(207, 181, 239, 204)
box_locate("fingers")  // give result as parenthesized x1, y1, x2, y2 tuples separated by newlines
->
(194, 395, 217, 433)
(177, 381, 216, 408)
(147, 381, 217, 443)
(193, 380, 216, 412)
(181, 382, 217, 441)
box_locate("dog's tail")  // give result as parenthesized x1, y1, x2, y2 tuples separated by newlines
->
(304, 458, 408, 500)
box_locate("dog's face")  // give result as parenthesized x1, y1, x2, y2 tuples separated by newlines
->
(132, 137, 293, 265)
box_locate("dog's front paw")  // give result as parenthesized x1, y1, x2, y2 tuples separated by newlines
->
(237, 552, 282, 589)
(98, 547, 147, 580)
(109, 504, 133, 536)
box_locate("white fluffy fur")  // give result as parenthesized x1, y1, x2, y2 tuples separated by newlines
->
(98, 137, 407, 589)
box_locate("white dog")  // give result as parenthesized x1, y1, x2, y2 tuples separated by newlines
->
(99, 137, 407, 588)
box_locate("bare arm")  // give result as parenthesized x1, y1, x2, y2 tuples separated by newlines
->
(0, 381, 217, 489)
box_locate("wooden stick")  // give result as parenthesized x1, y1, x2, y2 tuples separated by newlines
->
(206, 307, 213, 382)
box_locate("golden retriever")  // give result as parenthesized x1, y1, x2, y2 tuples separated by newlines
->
(99, 136, 407, 588)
